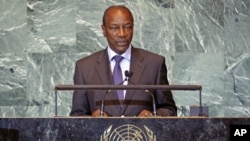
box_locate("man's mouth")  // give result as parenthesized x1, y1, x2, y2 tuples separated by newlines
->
(117, 41, 127, 46)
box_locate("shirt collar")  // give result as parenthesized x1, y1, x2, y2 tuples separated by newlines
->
(107, 45, 132, 61)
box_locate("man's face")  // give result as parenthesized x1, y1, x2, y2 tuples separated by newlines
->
(102, 8, 134, 54)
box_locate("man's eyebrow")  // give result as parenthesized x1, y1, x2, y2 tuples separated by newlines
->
(109, 23, 133, 26)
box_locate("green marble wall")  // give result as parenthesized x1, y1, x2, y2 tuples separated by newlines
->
(0, 0, 249, 117)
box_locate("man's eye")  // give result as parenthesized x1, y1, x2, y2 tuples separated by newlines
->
(124, 25, 132, 30)
(110, 27, 119, 30)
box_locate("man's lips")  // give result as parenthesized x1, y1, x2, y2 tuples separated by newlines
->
(117, 41, 128, 46)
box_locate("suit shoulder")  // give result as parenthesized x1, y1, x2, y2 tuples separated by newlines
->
(134, 47, 165, 59)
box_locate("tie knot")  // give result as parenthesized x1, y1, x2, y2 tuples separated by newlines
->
(113, 55, 124, 63)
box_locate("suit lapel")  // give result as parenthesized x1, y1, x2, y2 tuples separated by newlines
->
(129, 47, 145, 85)
(94, 49, 121, 113)
(121, 47, 146, 114)
(95, 49, 113, 84)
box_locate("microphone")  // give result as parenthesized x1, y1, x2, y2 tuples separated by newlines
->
(121, 71, 157, 117)
(125, 70, 133, 81)
(100, 70, 132, 117)
(124, 70, 135, 85)
(118, 70, 133, 85)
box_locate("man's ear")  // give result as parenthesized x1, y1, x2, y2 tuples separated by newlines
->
(101, 25, 106, 37)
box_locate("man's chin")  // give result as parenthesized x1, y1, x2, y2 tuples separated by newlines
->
(115, 46, 128, 54)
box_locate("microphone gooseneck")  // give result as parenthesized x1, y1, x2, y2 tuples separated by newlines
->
(100, 89, 111, 117)
(144, 89, 157, 116)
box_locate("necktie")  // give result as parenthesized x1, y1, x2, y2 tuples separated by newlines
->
(113, 55, 124, 104)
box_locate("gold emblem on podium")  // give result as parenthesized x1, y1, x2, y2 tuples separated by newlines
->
(100, 124, 156, 141)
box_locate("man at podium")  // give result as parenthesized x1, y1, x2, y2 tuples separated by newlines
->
(70, 5, 177, 117)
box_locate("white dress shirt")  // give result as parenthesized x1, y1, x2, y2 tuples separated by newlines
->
(107, 45, 132, 97)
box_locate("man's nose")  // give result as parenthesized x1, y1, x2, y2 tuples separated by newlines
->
(118, 27, 126, 37)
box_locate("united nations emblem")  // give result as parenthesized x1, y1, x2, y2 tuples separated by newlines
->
(100, 124, 156, 141)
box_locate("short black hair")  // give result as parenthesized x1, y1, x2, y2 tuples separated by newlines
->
(102, 5, 134, 26)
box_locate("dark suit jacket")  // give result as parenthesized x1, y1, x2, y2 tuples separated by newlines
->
(70, 47, 177, 116)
